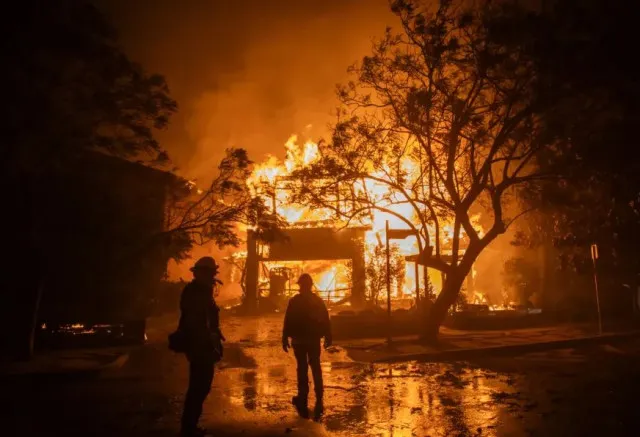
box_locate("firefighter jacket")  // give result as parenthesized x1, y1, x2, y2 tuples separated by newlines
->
(282, 292, 332, 345)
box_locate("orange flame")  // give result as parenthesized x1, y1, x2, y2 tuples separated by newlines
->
(246, 134, 486, 301)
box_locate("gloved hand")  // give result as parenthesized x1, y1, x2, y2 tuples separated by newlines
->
(282, 338, 290, 353)
(324, 337, 332, 349)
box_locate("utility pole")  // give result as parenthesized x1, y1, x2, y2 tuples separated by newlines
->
(591, 243, 602, 335)
(414, 261, 420, 307)
(385, 225, 419, 347)
(386, 220, 392, 346)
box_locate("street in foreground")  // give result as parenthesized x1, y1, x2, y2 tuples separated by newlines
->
(2, 315, 639, 437)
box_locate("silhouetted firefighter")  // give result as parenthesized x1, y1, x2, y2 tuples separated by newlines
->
(282, 273, 332, 420)
(170, 257, 225, 437)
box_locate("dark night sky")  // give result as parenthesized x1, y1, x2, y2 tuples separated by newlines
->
(96, 0, 394, 182)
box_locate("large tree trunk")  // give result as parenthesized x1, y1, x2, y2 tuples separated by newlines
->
(420, 231, 493, 343)
(421, 271, 465, 343)
(421, 241, 483, 343)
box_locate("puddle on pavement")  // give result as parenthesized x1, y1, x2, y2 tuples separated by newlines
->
(198, 315, 530, 435)
(209, 361, 527, 436)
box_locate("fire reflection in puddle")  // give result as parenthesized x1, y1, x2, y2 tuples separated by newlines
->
(202, 316, 525, 435)
(214, 354, 521, 436)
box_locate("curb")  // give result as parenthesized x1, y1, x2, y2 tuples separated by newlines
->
(372, 331, 640, 363)
(0, 352, 130, 377)
(100, 352, 130, 372)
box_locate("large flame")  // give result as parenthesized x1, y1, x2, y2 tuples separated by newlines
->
(246, 134, 486, 302)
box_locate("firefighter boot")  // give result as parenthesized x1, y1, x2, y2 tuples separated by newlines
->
(292, 396, 309, 419)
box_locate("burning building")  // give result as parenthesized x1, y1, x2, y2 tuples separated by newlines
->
(234, 135, 490, 311)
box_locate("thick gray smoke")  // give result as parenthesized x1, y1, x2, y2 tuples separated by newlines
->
(99, 0, 393, 181)
(96, 0, 393, 289)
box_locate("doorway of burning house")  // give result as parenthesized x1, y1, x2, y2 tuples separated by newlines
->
(244, 227, 368, 311)
(258, 259, 352, 307)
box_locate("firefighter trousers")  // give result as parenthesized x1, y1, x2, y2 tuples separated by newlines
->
(292, 341, 323, 404)
(181, 357, 214, 432)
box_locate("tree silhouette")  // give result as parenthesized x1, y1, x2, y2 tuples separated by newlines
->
(511, 0, 640, 311)
(163, 148, 282, 259)
(294, 0, 567, 340)
(2, 0, 177, 177)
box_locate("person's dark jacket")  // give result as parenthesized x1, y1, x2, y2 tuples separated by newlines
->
(179, 281, 222, 359)
(282, 292, 332, 344)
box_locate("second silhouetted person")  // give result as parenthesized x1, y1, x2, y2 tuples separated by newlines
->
(282, 273, 332, 420)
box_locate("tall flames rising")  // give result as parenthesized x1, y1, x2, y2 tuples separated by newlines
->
(246, 135, 488, 305)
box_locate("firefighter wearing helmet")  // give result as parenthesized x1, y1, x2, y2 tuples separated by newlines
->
(282, 273, 333, 420)
(178, 256, 225, 436)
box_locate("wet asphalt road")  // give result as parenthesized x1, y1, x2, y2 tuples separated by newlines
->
(2, 315, 640, 437)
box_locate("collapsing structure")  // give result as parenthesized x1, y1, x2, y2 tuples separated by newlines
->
(237, 135, 490, 311)
(236, 136, 431, 311)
